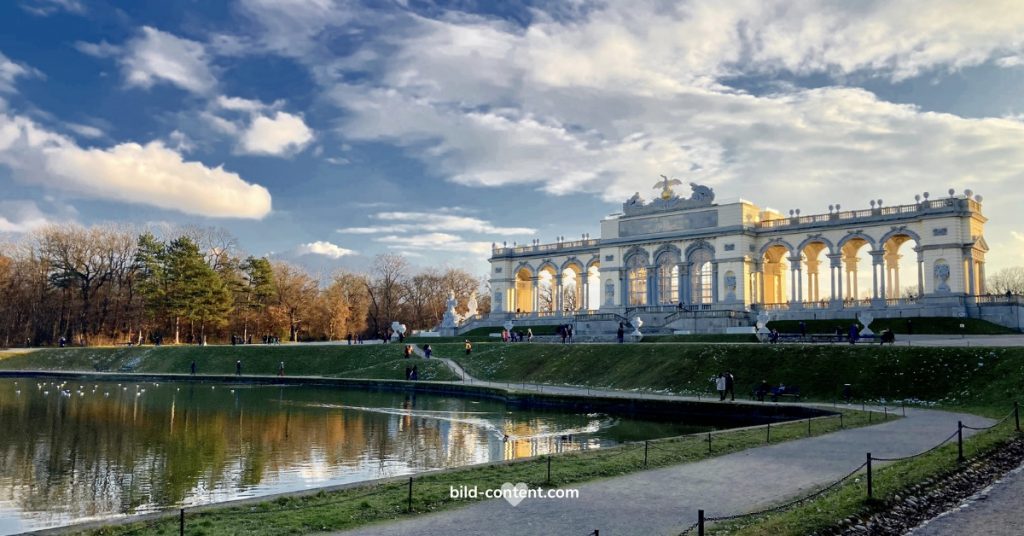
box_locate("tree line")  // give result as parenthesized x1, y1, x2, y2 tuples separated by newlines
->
(0, 224, 487, 347)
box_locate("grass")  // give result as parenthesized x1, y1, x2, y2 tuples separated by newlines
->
(708, 414, 1022, 535)
(0, 345, 459, 382)
(444, 342, 1024, 409)
(78, 409, 878, 536)
(767, 316, 1015, 335)
(641, 334, 759, 343)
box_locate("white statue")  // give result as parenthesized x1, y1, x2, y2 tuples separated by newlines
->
(390, 321, 402, 341)
(503, 320, 514, 332)
(466, 291, 478, 318)
(440, 290, 460, 328)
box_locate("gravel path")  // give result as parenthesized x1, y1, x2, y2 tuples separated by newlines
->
(331, 355, 993, 536)
(908, 462, 1024, 536)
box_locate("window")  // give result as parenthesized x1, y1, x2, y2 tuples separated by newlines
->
(626, 255, 647, 306)
(656, 252, 680, 304)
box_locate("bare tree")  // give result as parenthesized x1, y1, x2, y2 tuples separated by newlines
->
(987, 266, 1024, 295)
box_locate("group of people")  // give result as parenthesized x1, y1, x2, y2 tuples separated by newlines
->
(345, 333, 365, 345)
(229, 335, 254, 345)
(502, 328, 533, 342)
(403, 344, 433, 359)
(557, 324, 574, 343)
(715, 372, 736, 401)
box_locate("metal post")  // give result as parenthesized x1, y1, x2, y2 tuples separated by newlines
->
(547, 456, 552, 484)
(862, 401, 866, 412)
(180, 508, 185, 536)
(884, 407, 888, 420)
(1015, 401, 1020, 433)
(408, 477, 413, 512)
(807, 418, 812, 437)
(698, 509, 705, 536)
(644, 441, 649, 466)
(766, 422, 771, 443)
(902, 401, 906, 417)
(707, 432, 712, 454)
(866, 453, 873, 499)
(840, 413, 844, 429)
(869, 410, 872, 423)
(957, 421, 964, 462)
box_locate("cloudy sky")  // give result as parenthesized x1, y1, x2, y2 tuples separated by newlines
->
(1, 0, 1023, 275)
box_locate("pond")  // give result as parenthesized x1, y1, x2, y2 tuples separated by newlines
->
(0, 377, 715, 533)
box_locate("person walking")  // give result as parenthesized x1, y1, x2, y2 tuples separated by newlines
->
(527, 328, 533, 342)
(405, 366, 412, 380)
(190, 360, 196, 375)
(464, 340, 473, 355)
(277, 361, 285, 377)
(715, 373, 727, 401)
(423, 344, 432, 359)
(725, 371, 735, 401)
(616, 323, 625, 343)
(848, 323, 859, 344)
(411, 365, 419, 381)
(235, 360, 242, 376)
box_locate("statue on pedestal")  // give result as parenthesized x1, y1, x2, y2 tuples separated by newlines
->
(440, 290, 460, 328)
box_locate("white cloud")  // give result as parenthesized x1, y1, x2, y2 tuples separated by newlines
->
(20, 0, 84, 16)
(216, 95, 270, 112)
(0, 51, 42, 93)
(121, 27, 216, 94)
(0, 200, 54, 233)
(239, 111, 314, 156)
(66, 122, 104, 139)
(376, 232, 493, 256)
(313, 2, 1024, 270)
(996, 55, 1024, 68)
(338, 212, 535, 235)
(237, 0, 354, 58)
(296, 240, 356, 258)
(0, 112, 272, 219)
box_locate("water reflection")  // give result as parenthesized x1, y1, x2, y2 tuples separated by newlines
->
(0, 378, 709, 533)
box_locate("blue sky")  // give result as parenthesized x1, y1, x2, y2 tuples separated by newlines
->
(1, 0, 1023, 277)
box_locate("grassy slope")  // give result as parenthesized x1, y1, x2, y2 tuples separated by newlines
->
(0, 345, 458, 382)
(444, 342, 1024, 415)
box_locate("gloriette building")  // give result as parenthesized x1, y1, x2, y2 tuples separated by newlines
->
(472, 179, 1021, 334)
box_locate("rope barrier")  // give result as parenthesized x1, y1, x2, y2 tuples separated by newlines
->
(961, 409, 1015, 431)
(870, 429, 960, 462)
(676, 461, 868, 534)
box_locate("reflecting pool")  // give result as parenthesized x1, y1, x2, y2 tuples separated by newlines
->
(0, 378, 712, 533)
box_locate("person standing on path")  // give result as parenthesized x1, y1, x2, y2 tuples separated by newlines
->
(464, 340, 473, 355)
(235, 360, 242, 376)
(616, 323, 625, 343)
(716, 373, 726, 401)
(190, 360, 196, 375)
(278, 361, 285, 377)
(423, 344, 432, 359)
(527, 328, 533, 342)
(725, 371, 735, 401)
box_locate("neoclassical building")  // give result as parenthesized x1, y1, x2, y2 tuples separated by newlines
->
(474, 180, 1019, 334)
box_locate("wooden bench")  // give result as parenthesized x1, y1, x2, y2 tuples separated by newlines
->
(751, 386, 801, 402)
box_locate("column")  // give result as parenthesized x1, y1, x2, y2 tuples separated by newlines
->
(531, 277, 540, 313)
(871, 251, 885, 301)
(681, 264, 692, 305)
(620, 270, 628, 307)
(555, 274, 564, 315)
(966, 253, 976, 295)
(978, 260, 986, 294)
(712, 262, 720, 304)
(917, 252, 925, 297)
(829, 254, 843, 305)
(677, 263, 686, 306)
(647, 266, 658, 306)
(581, 277, 589, 311)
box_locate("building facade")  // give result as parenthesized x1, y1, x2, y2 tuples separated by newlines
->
(479, 181, 1017, 334)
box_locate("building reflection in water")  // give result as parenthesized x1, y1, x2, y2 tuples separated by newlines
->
(0, 379, 710, 534)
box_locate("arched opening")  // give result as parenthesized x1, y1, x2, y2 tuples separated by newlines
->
(656, 250, 680, 305)
(761, 245, 789, 304)
(801, 241, 830, 304)
(537, 266, 557, 313)
(561, 263, 583, 313)
(514, 267, 533, 313)
(625, 254, 647, 306)
(587, 264, 601, 310)
(688, 247, 714, 305)
(881, 233, 921, 299)
(841, 238, 871, 301)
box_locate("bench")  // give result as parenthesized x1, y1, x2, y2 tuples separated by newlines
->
(752, 386, 801, 402)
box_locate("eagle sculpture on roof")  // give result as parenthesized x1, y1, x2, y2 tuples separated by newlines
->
(654, 175, 682, 200)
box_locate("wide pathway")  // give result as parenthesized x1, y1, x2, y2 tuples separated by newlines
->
(336, 352, 995, 536)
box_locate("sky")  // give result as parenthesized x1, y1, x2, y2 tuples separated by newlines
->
(1, 0, 1023, 277)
